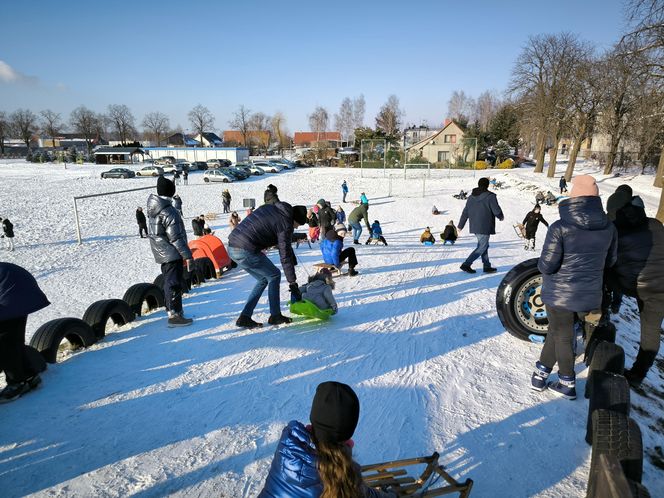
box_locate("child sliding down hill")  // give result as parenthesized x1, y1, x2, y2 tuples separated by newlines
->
(420, 227, 435, 245)
(366, 220, 387, 245)
(300, 268, 338, 315)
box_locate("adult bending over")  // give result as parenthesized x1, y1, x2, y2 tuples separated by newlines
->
(531, 175, 617, 399)
(228, 201, 308, 328)
(348, 203, 371, 245)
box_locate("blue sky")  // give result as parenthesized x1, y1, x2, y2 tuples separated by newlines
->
(0, 0, 627, 134)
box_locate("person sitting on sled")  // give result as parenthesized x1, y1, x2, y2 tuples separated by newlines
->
(522, 204, 549, 251)
(454, 190, 467, 200)
(432, 205, 440, 215)
(545, 191, 557, 206)
(300, 268, 338, 315)
(322, 226, 359, 276)
(366, 220, 387, 245)
(535, 191, 545, 205)
(440, 220, 458, 245)
(420, 227, 435, 245)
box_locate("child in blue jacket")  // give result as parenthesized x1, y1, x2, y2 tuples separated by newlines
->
(321, 226, 358, 276)
(366, 220, 387, 245)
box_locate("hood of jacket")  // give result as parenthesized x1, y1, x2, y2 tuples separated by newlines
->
(615, 201, 647, 232)
(147, 194, 174, 218)
(471, 187, 489, 197)
(558, 196, 608, 231)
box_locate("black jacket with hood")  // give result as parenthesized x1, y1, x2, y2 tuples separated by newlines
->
(458, 187, 504, 235)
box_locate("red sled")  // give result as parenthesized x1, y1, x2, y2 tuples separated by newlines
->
(188, 234, 232, 277)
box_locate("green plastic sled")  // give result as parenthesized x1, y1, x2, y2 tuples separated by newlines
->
(290, 299, 334, 320)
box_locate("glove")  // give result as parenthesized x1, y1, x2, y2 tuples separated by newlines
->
(289, 283, 302, 303)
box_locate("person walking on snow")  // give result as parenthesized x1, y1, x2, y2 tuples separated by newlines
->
(172, 194, 183, 217)
(136, 207, 148, 238)
(228, 201, 308, 328)
(348, 203, 370, 245)
(458, 177, 504, 274)
(559, 176, 568, 195)
(222, 189, 232, 214)
(147, 175, 194, 328)
(1, 217, 15, 251)
(341, 180, 349, 202)
(182, 169, 188, 185)
(531, 175, 617, 400)
(522, 205, 549, 251)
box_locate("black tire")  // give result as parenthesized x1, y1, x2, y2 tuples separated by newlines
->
(586, 371, 631, 445)
(627, 480, 651, 498)
(122, 283, 165, 316)
(585, 341, 625, 399)
(189, 266, 205, 286)
(496, 258, 548, 341)
(590, 410, 643, 485)
(23, 345, 47, 374)
(153, 273, 165, 289)
(82, 299, 135, 340)
(29, 318, 96, 363)
(195, 257, 216, 280)
(204, 177, 209, 183)
(585, 322, 617, 366)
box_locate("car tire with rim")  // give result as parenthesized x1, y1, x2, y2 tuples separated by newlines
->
(82, 299, 135, 340)
(29, 317, 97, 363)
(496, 258, 548, 341)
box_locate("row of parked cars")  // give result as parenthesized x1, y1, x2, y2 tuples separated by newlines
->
(100, 158, 297, 180)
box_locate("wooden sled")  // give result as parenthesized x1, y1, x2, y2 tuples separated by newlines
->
(362, 452, 473, 497)
(513, 223, 526, 239)
(204, 212, 217, 220)
(313, 262, 346, 276)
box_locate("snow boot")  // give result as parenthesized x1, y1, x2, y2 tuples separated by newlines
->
(168, 312, 193, 328)
(548, 374, 577, 400)
(460, 264, 476, 274)
(0, 382, 31, 404)
(236, 315, 263, 329)
(268, 314, 292, 325)
(353, 239, 360, 245)
(530, 361, 552, 391)
(348, 268, 359, 277)
(483, 266, 497, 273)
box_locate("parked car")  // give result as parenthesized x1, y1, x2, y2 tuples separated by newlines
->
(206, 159, 232, 169)
(191, 161, 208, 171)
(176, 160, 191, 171)
(203, 169, 235, 183)
(270, 158, 297, 169)
(101, 168, 136, 179)
(136, 165, 165, 177)
(161, 163, 183, 174)
(227, 167, 250, 180)
(155, 156, 176, 165)
(236, 164, 262, 176)
(252, 160, 283, 173)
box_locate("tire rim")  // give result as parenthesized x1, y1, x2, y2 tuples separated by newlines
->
(514, 274, 548, 333)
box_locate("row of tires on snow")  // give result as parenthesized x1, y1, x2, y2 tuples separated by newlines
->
(28, 257, 218, 364)
(583, 331, 649, 497)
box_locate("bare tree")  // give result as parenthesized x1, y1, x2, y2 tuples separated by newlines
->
(474, 91, 501, 131)
(447, 90, 475, 124)
(188, 104, 215, 146)
(334, 97, 354, 145)
(352, 94, 366, 132)
(70, 106, 100, 154)
(271, 112, 289, 153)
(40, 110, 63, 147)
(107, 104, 136, 145)
(142, 111, 170, 146)
(0, 111, 9, 155)
(249, 112, 271, 153)
(11, 109, 38, 150)
(308, 106, 329, 141)
(229, 105, 252, 147)
(375, 95, 403, 139)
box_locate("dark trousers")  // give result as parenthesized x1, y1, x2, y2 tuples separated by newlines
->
(138, 223, 148, 238)
(161, 259, 184, 314)
(340, 248, 358, 268)
(539, 306, 576, 377)
(631, 297, 664, 377)
(223, 201, 230, 214)
(0, 316, 28, 384)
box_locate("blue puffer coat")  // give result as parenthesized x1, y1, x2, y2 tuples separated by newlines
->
(539, 196, 617, 312)
(321, 232, 343, 267)
(0, 263, 50, 321)
(228, 201, 297, 283)
(370, 222, 382, 236)
(259, 421, 321, 498)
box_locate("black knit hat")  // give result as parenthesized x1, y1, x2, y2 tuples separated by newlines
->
(292, 205, 308, 225)
(310, 381, 360, 444)
(157, 175, 175, 197)
(478, 177, 490, 190)
(267, 184, 278, 193)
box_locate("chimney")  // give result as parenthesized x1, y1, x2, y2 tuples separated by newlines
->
(444, 118, 452, 127)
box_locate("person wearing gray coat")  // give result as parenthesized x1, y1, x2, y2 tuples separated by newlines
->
(300, 271, 338, 314)
(458, 177, 504, 273)
(147, 176, 194, 327)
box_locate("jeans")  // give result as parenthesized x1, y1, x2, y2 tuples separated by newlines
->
(350, 222, 362, 241)
(464, 234, 491, 268)
(0, 316, 28, 384)
(539, 306, 576, 377)
(228, 247, 282, 317)
(161, 259, 184, 313)
(342, 191, 347, 202)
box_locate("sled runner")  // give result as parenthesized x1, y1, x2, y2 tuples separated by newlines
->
(313, 262, 346, 276)
(513, 223, 526, 239)
(361, 452, 473, 497)
(289, 299, 334, 320)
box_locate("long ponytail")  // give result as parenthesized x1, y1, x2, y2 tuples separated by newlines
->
(316, 439, 362, 498)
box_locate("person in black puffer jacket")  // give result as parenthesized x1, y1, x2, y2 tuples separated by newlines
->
(0, 263, 50, 402)
(136, 207, 148, 238)
(147, 176, 194, 328)
(1, 217, 15, 251)
(264, 184, 279, 205)
(228, 201, 308, 328)
(605, 190, 664, 385)
(317, 199, 336, 237)
(531, 175, 617, 400)
(521, 205, 548, 251)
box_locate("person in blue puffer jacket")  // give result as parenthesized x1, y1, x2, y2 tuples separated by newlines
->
(321, 226, 358, 276)
(259, 381, 396, 498)
(366, 220, 387, 245)
(530, 175, 617, 400)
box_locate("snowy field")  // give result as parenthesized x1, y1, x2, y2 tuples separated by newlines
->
(0, 159, 662, 497)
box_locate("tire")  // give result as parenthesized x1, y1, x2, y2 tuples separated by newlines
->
(496, 258, 548, 341)
(590, 410, 643, 485)
(627, 480, 651, 498)
(29, 318, 96, 363)
(82, 299, 135, 340)
(122, 283, 164, 316)
(585, 322, 617, 366)
(189, 266, 205, 286)
(586, 371, 630, 445)
(195, 257, 216, 280)
(585, 341, 625, 398)
(204, 177, 209, 183)
(23, 345, 47, 374)
(153, 273, 165, 289)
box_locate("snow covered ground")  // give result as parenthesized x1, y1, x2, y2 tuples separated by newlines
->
(0, 159, 662, 497)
